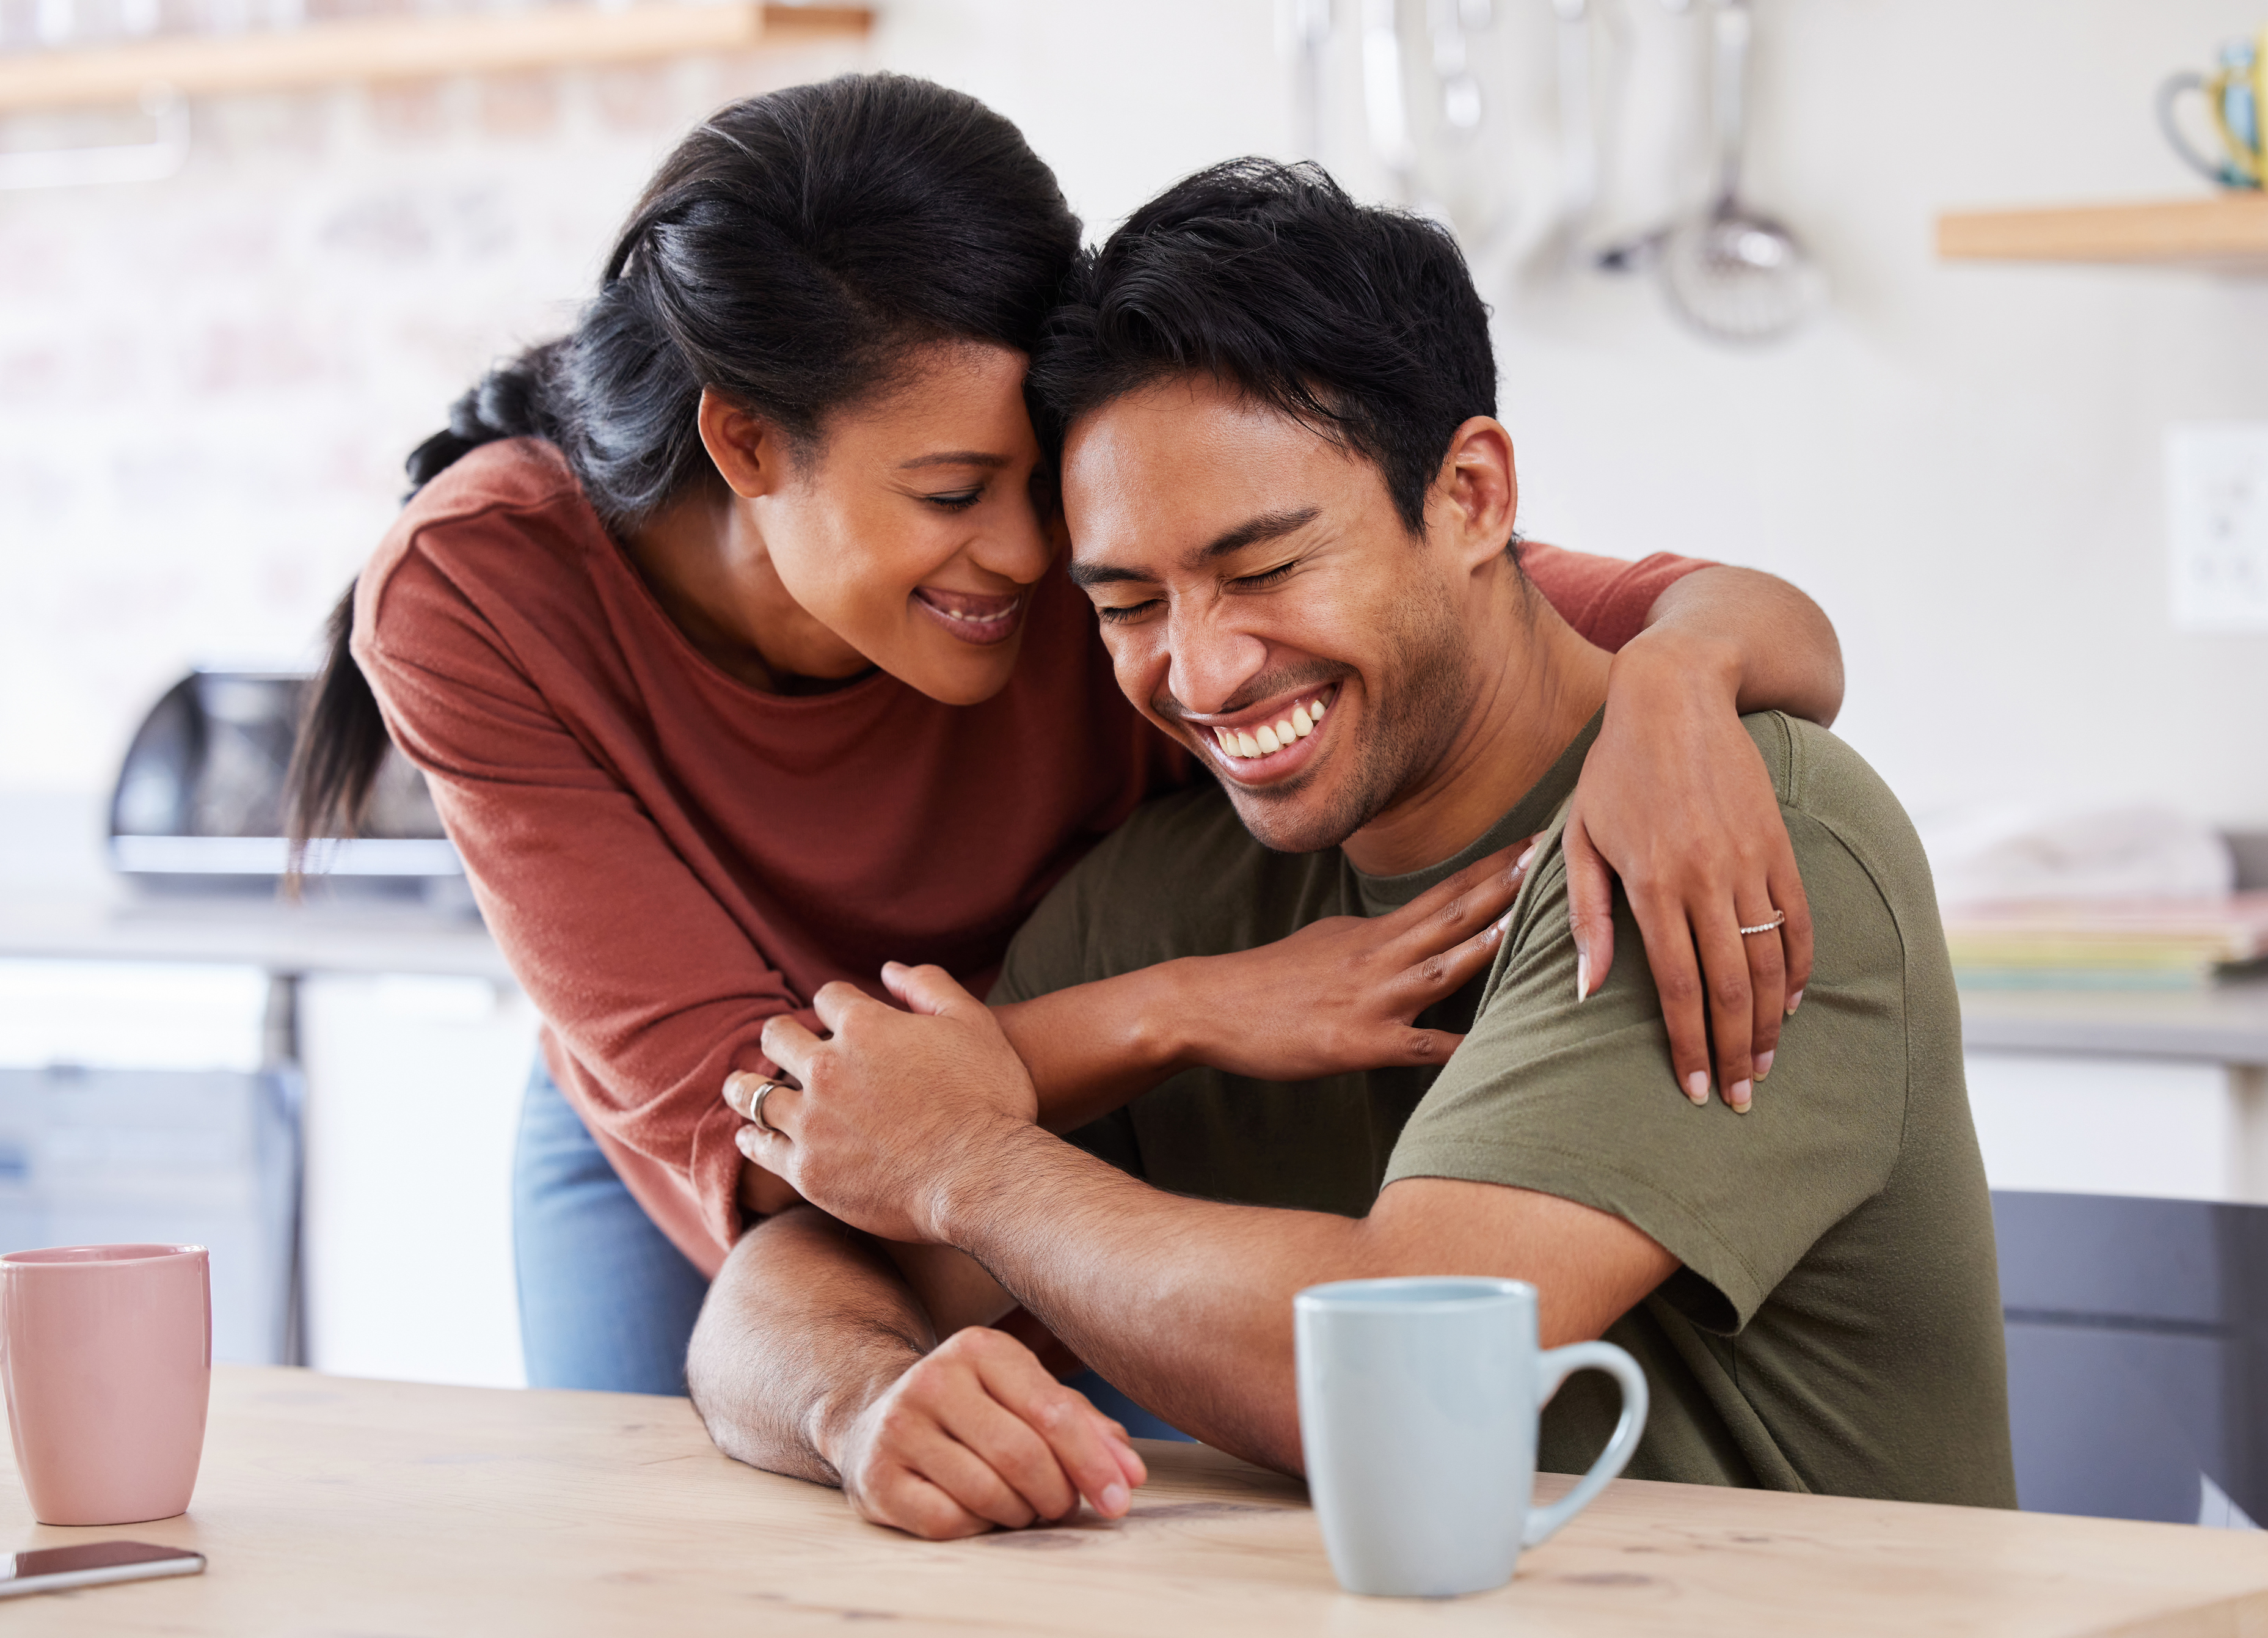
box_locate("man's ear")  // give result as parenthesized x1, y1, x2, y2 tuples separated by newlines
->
(697, 386, 789, 500)
(1428, 416, 1519, 573)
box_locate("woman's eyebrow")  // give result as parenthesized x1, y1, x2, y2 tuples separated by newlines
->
(897, 452, 1011, 470)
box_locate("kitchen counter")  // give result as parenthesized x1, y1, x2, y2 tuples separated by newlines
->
(1960, 979, 2268, 1066)
(0, 793, 508, 981)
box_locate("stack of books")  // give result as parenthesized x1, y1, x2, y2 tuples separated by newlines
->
(1940, 894, 2268, 989)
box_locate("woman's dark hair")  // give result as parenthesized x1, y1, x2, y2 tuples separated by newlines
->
(288, 73, 1082, 861)
(1028, 158, 1495, 536)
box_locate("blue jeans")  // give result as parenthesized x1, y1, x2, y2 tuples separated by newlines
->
(512, 1063, 1191, 1438)
(513, 1064, 710, 1394)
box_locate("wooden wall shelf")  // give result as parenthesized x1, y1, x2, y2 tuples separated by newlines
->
(0, 2, 872, 115)
(1938, 194, 2268, 271)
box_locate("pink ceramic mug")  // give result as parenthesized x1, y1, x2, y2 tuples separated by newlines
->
(0, 1244, 211, 1526)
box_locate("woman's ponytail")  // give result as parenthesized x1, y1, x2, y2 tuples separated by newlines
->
(283, 584, 392, 878)
(403, 340, 565, 495)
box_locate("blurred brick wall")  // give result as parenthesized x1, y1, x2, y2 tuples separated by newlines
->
(0, 15, 865, 794)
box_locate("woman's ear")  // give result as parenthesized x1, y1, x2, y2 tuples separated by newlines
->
(697, 386, 786, 500)
(1429, 416, 1519, 572)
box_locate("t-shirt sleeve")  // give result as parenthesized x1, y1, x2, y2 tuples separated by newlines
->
(1383, 803, 1908, 1333)
(354, 524, 805, 1270)
(1520, 543, 1715, 654)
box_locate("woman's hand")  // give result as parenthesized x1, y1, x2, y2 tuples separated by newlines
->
(826, 1326, 1147, 1540)
(994, 841, 1536, 1133)
(1171, 838, 1537, 1083)
(1563, 632, 1814, 1114)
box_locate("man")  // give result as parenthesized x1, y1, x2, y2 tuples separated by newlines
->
(687, 160, 2016, 1539)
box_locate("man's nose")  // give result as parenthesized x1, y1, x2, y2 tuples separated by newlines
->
(1164, 599, 1269, 718)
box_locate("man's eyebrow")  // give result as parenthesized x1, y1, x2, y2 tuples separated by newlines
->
(1068, 506, 1324, 591)
(895, 451, 1012, 471)
(1187, 506, 1321, 568)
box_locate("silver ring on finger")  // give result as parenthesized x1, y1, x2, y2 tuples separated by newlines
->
(749, 1080, 786, 1137)
(1738, 910, 1787, 938)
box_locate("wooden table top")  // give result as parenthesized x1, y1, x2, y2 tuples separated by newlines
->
(2, 1367, 2264, 1635)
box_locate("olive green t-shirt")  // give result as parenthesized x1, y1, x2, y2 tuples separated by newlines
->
(994, 712, 2016, 1507)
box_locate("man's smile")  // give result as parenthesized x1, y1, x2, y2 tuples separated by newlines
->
(1186, 682, 1340, 784)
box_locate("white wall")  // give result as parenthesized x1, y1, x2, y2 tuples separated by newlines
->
(1483, 0, 2268, 830)
(1, 0, 2262, 828)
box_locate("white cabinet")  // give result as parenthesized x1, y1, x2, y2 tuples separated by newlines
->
(1966, 1051, 2268, 1205)
(298, 973, 538, 1389)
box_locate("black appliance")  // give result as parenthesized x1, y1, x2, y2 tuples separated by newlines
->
(108, 670, 466, 903)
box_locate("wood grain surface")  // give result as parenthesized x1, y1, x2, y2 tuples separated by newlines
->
(0, 1367, 2263, 1636)
(1938, 196, 2268, 269)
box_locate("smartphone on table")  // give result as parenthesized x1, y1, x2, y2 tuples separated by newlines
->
(0, 1540, 205, 1598)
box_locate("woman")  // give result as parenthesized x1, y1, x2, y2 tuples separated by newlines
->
(290, 73, 1841, 1403)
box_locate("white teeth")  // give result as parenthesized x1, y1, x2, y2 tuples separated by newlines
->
(1210, 695, 1339, 762)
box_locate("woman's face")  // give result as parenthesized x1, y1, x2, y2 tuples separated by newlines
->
(691, 340, 1059, 707)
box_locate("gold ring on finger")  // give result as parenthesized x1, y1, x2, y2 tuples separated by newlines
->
(1738, 910, 1787, 938)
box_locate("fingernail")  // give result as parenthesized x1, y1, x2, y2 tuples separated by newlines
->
(1756, 1050, 1774, 1080)
(1101, 1482, 1129, 1514)
(1730, 1080, 1752, 1113)
(1513, 844, 1537, 877)
(1786, 988, 1804, 1017)
(1685, 1071, 1708, 1105)
(1575, 949, 1590, 1002)
(1495, 910, 1513, 936)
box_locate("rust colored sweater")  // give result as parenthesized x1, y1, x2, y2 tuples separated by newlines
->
(354, 439, 1710, 1274)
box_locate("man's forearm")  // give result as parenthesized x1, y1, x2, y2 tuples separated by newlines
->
(936, 1125, 1366, 1472)
(927, 1125, 1674, 1477)
(687, 1206, 930, 1484)
(1630, 565, 1843, 727)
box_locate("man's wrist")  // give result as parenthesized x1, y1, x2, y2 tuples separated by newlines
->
(804, 1337, 923, 1482)
(928, 1117, 1063, 1254)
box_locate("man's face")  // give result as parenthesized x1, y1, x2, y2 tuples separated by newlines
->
(1063, 376, 1476, 855)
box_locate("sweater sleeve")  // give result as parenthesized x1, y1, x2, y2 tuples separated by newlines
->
(1520, 543, 1715, 653)
(352, 528, 783, 1271)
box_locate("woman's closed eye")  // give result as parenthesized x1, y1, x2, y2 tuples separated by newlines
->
(922, 489, 984, 511)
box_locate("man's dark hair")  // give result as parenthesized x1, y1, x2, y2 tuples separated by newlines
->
(1029, 158, 1496, 536)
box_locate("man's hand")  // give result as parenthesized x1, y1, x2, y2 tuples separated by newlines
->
(828, 1326, 1147, 1539)
(730, 964, 1035, 1243)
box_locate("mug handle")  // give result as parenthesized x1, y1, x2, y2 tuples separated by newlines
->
(2157, 70, 2258, 188)
(1520, 1339, 1649, 1549)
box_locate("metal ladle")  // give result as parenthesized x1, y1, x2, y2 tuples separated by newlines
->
(1657, 0, 1823, 343)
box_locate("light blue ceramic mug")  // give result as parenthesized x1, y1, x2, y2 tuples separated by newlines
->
(1294, 1276, 1649, 1598)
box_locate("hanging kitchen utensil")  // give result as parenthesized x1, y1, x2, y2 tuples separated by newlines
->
(1657, 0, 1822, 342)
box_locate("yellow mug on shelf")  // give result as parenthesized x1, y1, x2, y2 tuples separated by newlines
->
(2160, 32, 2268, 188)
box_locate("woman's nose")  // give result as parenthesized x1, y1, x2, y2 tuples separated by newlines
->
(974, 485, 1057, 585)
